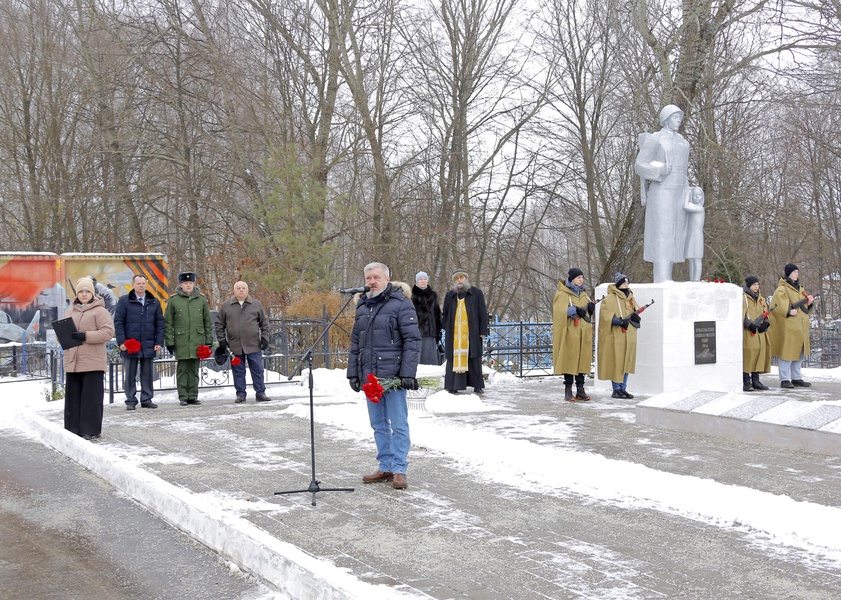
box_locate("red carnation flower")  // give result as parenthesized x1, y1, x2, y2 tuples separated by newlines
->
(231, 356, 241, 366)
(362, 373, 385, 403)
(124, 338, 142, 354)
(197, 344, 212, 360)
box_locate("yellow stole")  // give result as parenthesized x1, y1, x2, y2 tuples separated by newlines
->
(452, 297, 469, 372)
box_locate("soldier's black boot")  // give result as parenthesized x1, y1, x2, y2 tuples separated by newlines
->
(743, 373, 754, 392)
(574, 375, 590, 402)
(751, 373, 769, 390)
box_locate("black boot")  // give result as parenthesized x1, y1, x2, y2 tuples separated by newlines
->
(742, 373, 754, 392)
(751, 373, 769, 390)
(575, 384, 591, 402)
(564, 385, 575, 402)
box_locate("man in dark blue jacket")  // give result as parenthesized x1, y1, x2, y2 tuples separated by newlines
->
(348, 262, 421, 490)
(114, 274, 165, 410)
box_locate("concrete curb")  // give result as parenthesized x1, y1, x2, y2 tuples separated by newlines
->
(636, 390, 841, 456)
(10, 407, 423, 600)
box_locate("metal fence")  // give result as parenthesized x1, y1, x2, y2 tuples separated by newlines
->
(484, 322, 555, 377)
(105, 353, 298, 404)
(804, 330, 841, 368)
(5, 322, 840, 397)
(0, 344, 55, 380)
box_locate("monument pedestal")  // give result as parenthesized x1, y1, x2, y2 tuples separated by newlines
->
(593, 282, 742, 395)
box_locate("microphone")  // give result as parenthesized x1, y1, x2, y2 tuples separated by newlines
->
(340, 285, 370, 294)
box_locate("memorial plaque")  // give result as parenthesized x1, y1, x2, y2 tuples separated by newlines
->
(694, 321, 716, 364)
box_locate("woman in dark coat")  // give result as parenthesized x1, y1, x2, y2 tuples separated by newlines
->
(411, 271, 443, 365)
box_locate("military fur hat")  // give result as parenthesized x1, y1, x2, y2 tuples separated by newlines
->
(178, 271, 197, 283)
(214, 346, 228, 366)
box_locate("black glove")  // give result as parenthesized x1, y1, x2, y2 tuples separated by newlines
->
(349, 377, 361, 393)
(621, 317, 631, 329)
(587, 302, 596, 316)
(166, 345, 175, 355)
(260, 339, 269, 351)
(747, 322, 758, 334)
(629, 313, 641, 325)
(575, 306, 588, 319)
(401, 377, 419, 391)
(70, 331, 86, 341)
(758, 319, 770, 333)
(218, 340, 227, 352)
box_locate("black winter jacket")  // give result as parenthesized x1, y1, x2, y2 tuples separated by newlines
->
(348, 283, 421, 380)
(114, 290, 165, 358)
(411, 285, 443, 339)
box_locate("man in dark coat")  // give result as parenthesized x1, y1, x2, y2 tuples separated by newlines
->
(114, 273, 164, 410)
(348, 262, 421, 490)
(215, 281, 272, 403)
(442, 269, 489, 394)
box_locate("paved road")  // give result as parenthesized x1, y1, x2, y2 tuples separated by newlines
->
(0, 428, 279, 600)
(9, 376, 841, 599)
(26, 379, 841, 600)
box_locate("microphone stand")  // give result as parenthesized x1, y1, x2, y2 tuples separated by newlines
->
(275, 292, 356, 506)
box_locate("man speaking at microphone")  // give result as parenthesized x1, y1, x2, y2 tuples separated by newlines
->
(347, 262, 421, 490)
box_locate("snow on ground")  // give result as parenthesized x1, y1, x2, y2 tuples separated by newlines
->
(275, 369, 841, 564)
(3, 363, 841, 596)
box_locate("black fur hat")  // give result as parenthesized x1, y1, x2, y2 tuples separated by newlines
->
(178, 271, 197, 283)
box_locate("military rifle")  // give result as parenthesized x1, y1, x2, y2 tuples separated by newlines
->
(747, 304, 775, 336)
(575, 295, 605, 326)
(622, 299, 655, 332)
(790, 293, 818, 313)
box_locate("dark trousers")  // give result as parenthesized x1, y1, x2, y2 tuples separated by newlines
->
(563, 374, 586, 386)
(232, 352, 266, 396)
(176, 358, 200, 401)
(124, 356, 155, 406)
(64, 371, 104, 438)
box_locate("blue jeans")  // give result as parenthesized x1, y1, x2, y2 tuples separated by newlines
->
(778, 354, 804, 382)
(366, 388, 410, 474)
(232, 352, 266, 396)
(612, 373, 629, 390)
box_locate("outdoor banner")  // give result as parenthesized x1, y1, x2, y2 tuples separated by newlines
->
(0, 253, 168, 343)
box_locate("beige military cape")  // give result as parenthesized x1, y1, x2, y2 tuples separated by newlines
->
(742, 289, 771, 373)
(769, 278, 811, 362)
(552, 281, 592, 375)
(597, 284, 638, 382)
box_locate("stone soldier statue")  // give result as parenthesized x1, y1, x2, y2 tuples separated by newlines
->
(635, 105, 691, 283)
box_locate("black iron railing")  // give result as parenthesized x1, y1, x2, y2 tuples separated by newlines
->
(6, 324, 841, 400)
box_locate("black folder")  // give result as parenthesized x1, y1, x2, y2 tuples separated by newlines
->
(52, 317, 84, 350)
